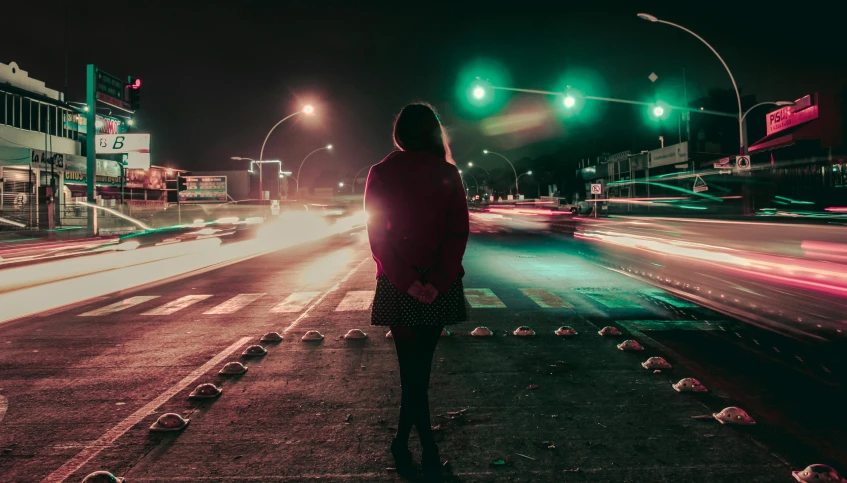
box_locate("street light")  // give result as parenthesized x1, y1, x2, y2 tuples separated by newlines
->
(338, 182, 344, 187)
(516, 170, 533, 196)
(467, 161, 491, 178)
(258, 104, 317, 163)
(483, 150, 520, 196)
(638, 13, 744, 153)
(295, 144, 334, 195)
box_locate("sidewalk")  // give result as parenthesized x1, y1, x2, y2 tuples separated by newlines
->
(67, 262, 791, 482)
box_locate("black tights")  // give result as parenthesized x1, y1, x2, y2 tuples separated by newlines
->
(390, 325, 442, 449)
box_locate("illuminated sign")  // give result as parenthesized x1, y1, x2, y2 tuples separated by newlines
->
(179, 176, 227, 203)
(96, 70, 131, 110)
(766, 95, 819, 136)
(95, 133, 151, 154)
(63, 170, 121, 185)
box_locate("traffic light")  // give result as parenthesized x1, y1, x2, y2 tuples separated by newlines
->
(126, 76, 142, 111)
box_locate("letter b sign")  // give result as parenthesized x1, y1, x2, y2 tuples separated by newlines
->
(112, 136, 125, 150)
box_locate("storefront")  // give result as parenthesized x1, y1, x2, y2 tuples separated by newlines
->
(748, 92, 845, 208)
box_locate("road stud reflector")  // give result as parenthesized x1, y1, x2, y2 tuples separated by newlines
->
(713, 406, 756, 425)
(471, 326, 493, 337)
(385, 330, 393, 339)
(555, 326, 577, 337)
(792, 464, 846, 483)
(301, 330, 324, 341)
(642, 356, 672, 370)
(189, 383, 222, 399)
(513, 326, 535, 337)
(150, 412, 190, 432)
(219, 361, 248, 375)
(672, 378, 707, 393)
(598, 326, 621, 336)
(344, 329, 368, 339)
(242, 345, 267, 356)
(617, 340, 644, 351)
(82, 471, 124, 483)
(261, 331, 283, 342)
(441, 329, 451, 337)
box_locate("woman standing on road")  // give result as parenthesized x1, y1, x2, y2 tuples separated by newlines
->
(364, 103, 470, 480)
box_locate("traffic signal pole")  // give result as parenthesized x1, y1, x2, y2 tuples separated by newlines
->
(85, 64, 98, 236)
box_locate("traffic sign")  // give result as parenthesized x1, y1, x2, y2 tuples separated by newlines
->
(693, 175, 708, 193)
(590, 184, 602, 194)
(96, 70, 131, 111)
(736, 155, 751, 170)
(714, 157, 731, 169)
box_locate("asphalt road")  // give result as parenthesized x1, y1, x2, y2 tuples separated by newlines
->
(0, 215, 843, 482)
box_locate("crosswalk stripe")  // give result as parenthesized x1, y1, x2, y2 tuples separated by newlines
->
(271, 292, 321, 313)
(519, 288, 575, 308)
(617, 320, 720, 331)
(574, 288, 642, 309)
(79, 296, 160, 316)
(642, 291, 700, 309)
(203, 293, 266, 315)
(335, 291, 374, 311)
(142, 295, 212, 315)
(464, 288, 506, 308)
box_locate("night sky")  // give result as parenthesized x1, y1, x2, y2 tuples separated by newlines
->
(3, 1, 845, 186)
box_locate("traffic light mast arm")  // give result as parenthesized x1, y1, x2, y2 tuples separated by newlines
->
(490, 85, 736, 118)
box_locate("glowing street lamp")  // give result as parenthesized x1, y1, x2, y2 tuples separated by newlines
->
(483, 150, 520, 196)
(259, 104, 318, 163)
(295, 144, 334, 195)
(302, 104, 315, 115)
(338, 182, 344, 188)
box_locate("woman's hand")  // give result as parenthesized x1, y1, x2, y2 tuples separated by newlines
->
(407, 281, 426, 299)
(418, 284, 439, 304)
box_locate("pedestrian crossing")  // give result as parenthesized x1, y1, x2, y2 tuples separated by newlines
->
(76, 287, 703, 318)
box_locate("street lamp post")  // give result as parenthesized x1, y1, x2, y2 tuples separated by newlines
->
(295, 144, 333, 195)
(637, 13, 745, 153)
(483, 150, 519, 196)
(256, 105, 315, 203)
(740, 101, 795, 148)
(467, 162, 491, 178)
(516, 170, 533, 197)
(351, 164, 373, 194)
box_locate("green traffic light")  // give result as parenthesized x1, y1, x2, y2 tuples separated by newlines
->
(563, 95, 575, 108)
(653, 106, 664, 117)
(473, 86, 486, 99)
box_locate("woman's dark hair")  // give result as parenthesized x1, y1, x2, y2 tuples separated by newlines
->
(393, 103, 454, 164)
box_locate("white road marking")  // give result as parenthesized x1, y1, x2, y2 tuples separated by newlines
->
(142, 295, 212, 316)
(40, 336, 251, 483)
(203, 293, 265, 315)
(464, 288, 506, 308)
(0, 394, 7, 425)
(520, 288, 575, 308)
(79, 296, 160, 317)
(334, 290, 374, 312)
(282, 257, 371, 336)
(271, 292, 320, 313)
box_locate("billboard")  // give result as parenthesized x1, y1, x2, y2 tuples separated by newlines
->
(126, 167, 167, 190)
(178, 176, 227, 203)
(766, 96, 819, 136)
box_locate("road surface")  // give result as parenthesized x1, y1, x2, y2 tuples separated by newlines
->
(0, 215, 843, 482)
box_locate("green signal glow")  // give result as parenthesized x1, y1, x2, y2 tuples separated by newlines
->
(473, 86, 486, 99)
(564, 95, 576, 108)
(653, 106, 664, 116)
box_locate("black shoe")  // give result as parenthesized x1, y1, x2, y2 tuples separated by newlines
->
(390, 439, 416, 477)
(421, 444, 443, 481)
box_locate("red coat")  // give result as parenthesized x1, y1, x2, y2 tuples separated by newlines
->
(364, 150, 470, 294)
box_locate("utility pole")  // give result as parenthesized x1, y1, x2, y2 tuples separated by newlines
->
(85, 64, 97, 236)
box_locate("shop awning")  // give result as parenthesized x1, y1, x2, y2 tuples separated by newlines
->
(749, 119, 823, 153)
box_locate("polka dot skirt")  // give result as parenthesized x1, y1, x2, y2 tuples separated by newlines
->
(371, 270, 467, 327)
